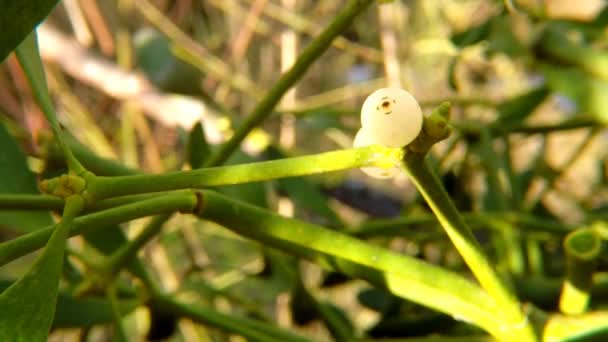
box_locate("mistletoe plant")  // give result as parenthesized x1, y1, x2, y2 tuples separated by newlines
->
(1, 1, 608, 341)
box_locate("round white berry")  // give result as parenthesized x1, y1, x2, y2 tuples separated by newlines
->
(353, 128, 399, 179)
(360, 87, 422, 148)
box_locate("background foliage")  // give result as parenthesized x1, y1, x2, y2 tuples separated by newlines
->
(2, 0, 608, 341)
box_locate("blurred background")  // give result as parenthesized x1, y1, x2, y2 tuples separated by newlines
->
(2, 0, 608, 340)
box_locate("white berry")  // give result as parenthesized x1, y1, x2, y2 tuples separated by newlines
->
(353, 128, 399, 179)
(360, 87, 422, 148)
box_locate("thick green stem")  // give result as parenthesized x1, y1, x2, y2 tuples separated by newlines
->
(559, 228, 601, 315)
(89, 146, 400, 200)
(401, 154, 534, 341)
(544, 311, 608, 341)
(0, 194, 63, 210)
(0, 190, 198, 267)
(199, 190, 504, 337)
(204, 0, 375, 166)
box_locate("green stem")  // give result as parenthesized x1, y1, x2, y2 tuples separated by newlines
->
(107, 282, 128, 342)
(150, 294, 312, 342)
(0, 194, 63, 210)
(454, 118, 599, 136)
(353, 211, 572, 238)
(0, 190, 198, 267)
(498, 118, 599, 134)
(199, 190, 503, 337)
(544, 311, 608, 341)
(89, 146, 400, 200)
(400, 154, 534, 340)
(526, 239, 545, 276)
(89, 193, 175, 212)
(74, 214, 173, 297)
(479, 128, 508, 210)
(501, 135, 522, 208)
(352, 215, 438, 238)
(105, 214, 172, 276)
(204, 0, 375, 166)
(559, 228, 601, 315)
(524, 128, 598, 211)
(314, 300, 355, 341)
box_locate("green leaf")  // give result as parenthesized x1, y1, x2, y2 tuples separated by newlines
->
(447, 56, 460, 90)
(0, 279, 139, 328)
(134, 28, 201, 94)
(0, 0, 61, 61)
(14, 34, 55, 126)
(486, 16, 525, 56)
(493, 86, 549, 127)
(540, 64, 608, 123)
(0, 196, 82, 341)
(187, 121, 210, 169)
(16, 32, 82, 173)
(450, 13, 525, 55)
(536, 27, 608, 81)
(0, 121, 53, 232)
(451, 16, 493, 47)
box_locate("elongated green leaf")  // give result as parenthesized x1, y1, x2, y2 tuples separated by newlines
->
(0, 279, 139, 328)
(134, 28, 201, 94)
(451, 13, 524, 55)
(451, 16, 493, 47)
(493, 87, 549, 127)
(537, 27, 608, 81)
(16, 32, 82, 172)
(540, 64, 608, 123)
(0, 121, 53, 232)
(0, 0, 61, 61)
(0, 197, 82, 341)
(14, 32, 61, 139)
